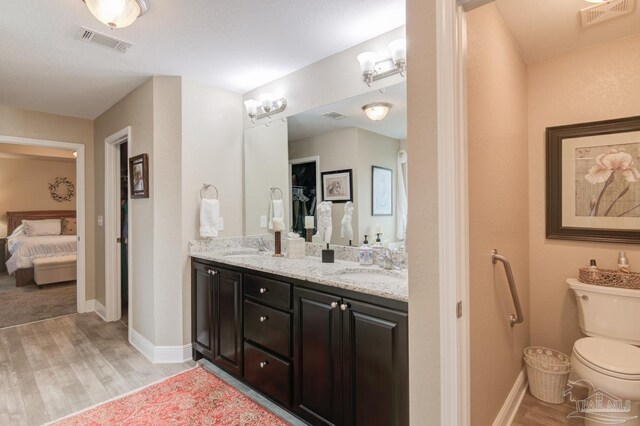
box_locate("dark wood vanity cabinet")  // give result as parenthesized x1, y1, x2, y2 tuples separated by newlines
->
(191, 261, 243, 377)
(191, 258, 408, 426)
(293, 288, 408, 426)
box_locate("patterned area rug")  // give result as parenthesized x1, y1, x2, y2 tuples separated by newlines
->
(52, 366, 289, 425)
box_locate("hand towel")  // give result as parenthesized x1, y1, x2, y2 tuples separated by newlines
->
(200, 199, 220, 238)
(268, 199, 284, 230)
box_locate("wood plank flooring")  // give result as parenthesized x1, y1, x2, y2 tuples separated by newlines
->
(0, 313, 194, 425)
(513, 388, 588, 426)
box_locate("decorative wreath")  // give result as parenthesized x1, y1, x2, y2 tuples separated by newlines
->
(49, 177, 75, 202)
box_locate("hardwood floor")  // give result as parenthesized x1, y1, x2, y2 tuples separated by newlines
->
(513, 388, 588, 426)
(0, 313, 194, 425)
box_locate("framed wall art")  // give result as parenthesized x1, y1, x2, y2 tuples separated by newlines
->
(321, 169, 353, 203)
(129, 153, 149, 199)
(546, 115, 640, 244)
(372, 166, 393, 216)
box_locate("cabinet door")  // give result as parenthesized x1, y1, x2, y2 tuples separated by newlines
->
(191, 262, 214, 360)
(293, 287, 342, 425)
(342, 299, 408, 426)
(213, 267, 243, 377)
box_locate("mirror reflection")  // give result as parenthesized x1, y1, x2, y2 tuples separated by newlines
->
(287, 82, 407, 249)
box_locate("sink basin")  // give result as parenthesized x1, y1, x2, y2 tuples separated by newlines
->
(332, 268, 405, 283)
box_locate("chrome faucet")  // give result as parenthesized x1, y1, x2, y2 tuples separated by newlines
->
(256, 236, 270, 252)
(378, 248, 404, 270)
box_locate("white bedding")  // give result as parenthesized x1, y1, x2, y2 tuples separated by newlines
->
(6, 235, 77, 275)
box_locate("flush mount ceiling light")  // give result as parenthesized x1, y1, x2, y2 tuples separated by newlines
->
(83, 0, 149, 29)
(357, 38, 406, 87)
(244, 93, 288, 123)
(362, 102, 392, 121)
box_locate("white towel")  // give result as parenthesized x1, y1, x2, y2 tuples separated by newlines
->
(200, 199, 220, 238)
(268, 199, 284, 230)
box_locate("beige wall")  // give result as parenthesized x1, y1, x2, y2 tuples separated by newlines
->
(467, 5, 530, 425)
(528, 34, 640, 356)
(0, 157, 76, 236)
(181, 78, 244, 345)
(0, 105, 95, 300)
(406, 0, 441, 422)
(94, 78, 157, 341)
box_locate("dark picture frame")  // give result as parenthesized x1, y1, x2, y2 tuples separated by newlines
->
(321, 169, 353, 203)
(129, 153, 149, 199)
(372, 166, 393, 216)
(546, 115, 640, 244)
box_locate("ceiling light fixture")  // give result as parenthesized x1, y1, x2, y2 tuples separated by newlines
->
(244, 93, 287, 123)
(362, 102, 392, 121)
(83, 0, 149, 29)
(357, 38, 407, 87)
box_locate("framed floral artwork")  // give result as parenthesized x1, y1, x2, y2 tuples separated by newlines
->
(546, 116, 640, 243)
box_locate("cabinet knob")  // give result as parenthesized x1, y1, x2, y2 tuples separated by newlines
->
(259, 287, 269, 294)
(259, 360, 269, 368)
(340, 303, 349, 311)
(330, 301, 339, 309)
(259, 316, 269, 322)
(208, 269, 217, 275)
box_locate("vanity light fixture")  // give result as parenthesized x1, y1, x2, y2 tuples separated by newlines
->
(83, 0, 149, 29)
(244, 93, 288, 123)
(357, 38, 406, 87)
(363, 102, 392, 121)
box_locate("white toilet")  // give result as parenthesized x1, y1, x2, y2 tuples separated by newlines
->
(568, 278, 640, 425)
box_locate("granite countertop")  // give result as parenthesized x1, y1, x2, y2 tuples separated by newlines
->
(190, 248, 408, 302)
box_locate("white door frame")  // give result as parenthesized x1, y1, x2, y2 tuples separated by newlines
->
(104, 127, 133, 323)
(288, 156, 320, 228)
(437, 0, 470, 424)
(0, 134, 87, 314)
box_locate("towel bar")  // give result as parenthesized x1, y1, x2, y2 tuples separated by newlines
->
(270, 187, 283, 201)
(200, 184, 219, 200)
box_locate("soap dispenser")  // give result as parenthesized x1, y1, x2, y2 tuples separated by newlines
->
(359, 235, 373, 266)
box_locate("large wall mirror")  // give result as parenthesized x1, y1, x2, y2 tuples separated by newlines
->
(244, 82, 407, 250)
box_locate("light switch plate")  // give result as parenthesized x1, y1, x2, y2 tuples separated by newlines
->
(260, 215, 267, 228)
(218, 217, 224, 231)
(97, 215, 104, 227)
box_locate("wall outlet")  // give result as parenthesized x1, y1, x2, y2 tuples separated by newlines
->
(97, 215, 104, 227)
(260, 215, 267, 228)
(218, 217, 224, 231)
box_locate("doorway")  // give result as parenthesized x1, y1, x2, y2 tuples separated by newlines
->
(119, 142, 129, 326)
(289, 156, 320, 237)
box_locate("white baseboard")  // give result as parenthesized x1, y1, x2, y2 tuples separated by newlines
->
(493, 368, 528, 426)
(129, 327, 192, 364)
(84, 299, 95, 313)
(94, 300, 107, 321)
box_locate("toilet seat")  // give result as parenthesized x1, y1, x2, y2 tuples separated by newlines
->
(573, 337, 640, 380)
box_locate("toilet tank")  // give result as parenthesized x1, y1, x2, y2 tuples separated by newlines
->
(567, 278, 640, 345)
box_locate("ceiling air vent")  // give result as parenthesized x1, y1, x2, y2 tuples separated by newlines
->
(75, 27, 133, 54)
(322, 112, 348, 120)
(581, 0, 635, 27)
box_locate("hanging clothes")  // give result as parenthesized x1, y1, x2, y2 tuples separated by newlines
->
(396, 150, 408, 240)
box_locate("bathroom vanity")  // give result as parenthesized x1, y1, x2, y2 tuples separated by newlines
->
(190, 249, 408, 426)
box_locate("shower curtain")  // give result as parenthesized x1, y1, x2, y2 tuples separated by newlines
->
(396, 150, 408, 240)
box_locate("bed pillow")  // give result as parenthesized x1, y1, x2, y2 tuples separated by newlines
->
(22, 219, 62, 237)
(61, 217, 77, 235)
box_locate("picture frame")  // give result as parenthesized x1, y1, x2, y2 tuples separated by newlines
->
(372, 166, 393, 216)
(546, 115, 640, 244)
(321, 169, 353, 203)
(129, 153, 149, 199)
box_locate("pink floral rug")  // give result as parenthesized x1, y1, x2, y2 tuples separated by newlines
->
(52, 366, 289, 425)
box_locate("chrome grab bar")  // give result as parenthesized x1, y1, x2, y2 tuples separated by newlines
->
(491, 249, 524, 327)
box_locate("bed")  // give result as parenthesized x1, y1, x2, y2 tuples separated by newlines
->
(5, 210, 77, 286)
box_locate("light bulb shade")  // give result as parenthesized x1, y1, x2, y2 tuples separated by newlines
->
(363, 103, 392, 121)
(84, 0, 146, 29)
(389, 39, 407, 64)
(244, 99, 258, 116)
(259, 93, 274, 111)
(357, 52, 378, 73)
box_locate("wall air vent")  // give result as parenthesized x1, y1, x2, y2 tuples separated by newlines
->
(75, 27, 133, 54)
(581, 0, 635, 27)
(322, 112, 348, 120)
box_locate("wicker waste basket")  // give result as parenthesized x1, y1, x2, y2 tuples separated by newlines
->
(524, 346, 571, 404)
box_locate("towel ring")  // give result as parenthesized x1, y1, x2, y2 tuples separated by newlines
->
(270, 187, 283, 201)
(200, 184, 219, 200)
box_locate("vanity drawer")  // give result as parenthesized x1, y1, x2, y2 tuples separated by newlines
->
(244, 274, 291, 310)
(244, 300, 291, 358)
(244, 342, 291, 407)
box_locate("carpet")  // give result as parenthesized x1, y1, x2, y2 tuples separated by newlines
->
(0, 273, 76, 328)
(52, 366, 289, 426)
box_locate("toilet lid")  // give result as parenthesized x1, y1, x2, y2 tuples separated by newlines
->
(574, 337, 640, 377)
